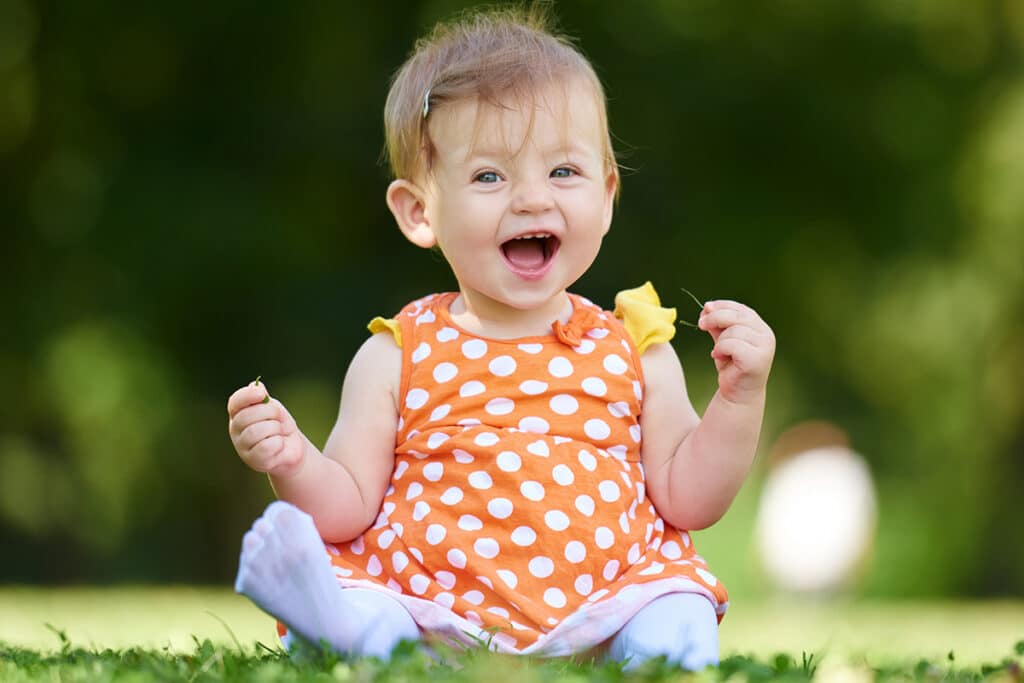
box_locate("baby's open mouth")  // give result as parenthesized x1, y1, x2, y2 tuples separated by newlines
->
(500, 233, 560, 274)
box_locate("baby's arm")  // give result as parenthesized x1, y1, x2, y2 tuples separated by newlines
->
(227, 332, 401, 542)
(640, 300, 774, 531)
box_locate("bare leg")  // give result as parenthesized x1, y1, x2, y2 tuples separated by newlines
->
(234, 501, 419, 658)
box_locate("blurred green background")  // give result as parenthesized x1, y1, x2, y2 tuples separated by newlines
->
(1, 0, 1021, 604)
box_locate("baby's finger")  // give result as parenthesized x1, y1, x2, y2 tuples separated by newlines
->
(249, 435, 286, 469)
(227, 383, 271, 416)
(238, 419, 285, 452)
(228, 402, 283, 439)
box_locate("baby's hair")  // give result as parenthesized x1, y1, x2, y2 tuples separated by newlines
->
(384, 3, 618, 187)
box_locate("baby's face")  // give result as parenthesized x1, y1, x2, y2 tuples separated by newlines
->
(422, 79, 616, 318)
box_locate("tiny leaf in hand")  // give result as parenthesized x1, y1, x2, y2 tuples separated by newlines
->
(252, 375, 270, 403)
(677, 286, 705, 329)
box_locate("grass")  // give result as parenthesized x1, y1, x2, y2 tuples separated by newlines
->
(1, 588, 1023, 681)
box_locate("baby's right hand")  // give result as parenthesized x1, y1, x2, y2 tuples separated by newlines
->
(227, 380, 306, 478)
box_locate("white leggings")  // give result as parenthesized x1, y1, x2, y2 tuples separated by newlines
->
(285, 589, 718, 670)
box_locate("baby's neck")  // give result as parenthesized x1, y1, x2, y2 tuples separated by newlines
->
(449, 291, 573, 339)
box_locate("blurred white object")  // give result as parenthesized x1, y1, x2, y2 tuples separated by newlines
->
(755, 444, 877, 593)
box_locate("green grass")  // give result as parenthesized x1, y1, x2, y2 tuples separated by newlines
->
(1, 588, 1023, 681)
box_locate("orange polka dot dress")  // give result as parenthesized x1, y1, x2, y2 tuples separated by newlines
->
(322, 289, 728, 656)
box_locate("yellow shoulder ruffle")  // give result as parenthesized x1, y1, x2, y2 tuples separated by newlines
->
(613, 281, 676, 354)
(367, 316, 402, 348)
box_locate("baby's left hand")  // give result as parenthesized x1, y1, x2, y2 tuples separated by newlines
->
(698, 300, 775, 405)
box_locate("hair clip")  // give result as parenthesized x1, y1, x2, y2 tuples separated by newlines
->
(423, 88, 431, 119)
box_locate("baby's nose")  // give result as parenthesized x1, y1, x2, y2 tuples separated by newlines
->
(511, 178, 555, 214)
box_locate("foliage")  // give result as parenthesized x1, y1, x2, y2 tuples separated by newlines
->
(2, 632, 1022, 683)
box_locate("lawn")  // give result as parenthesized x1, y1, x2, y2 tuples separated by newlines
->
(1, 587, 1022, 681)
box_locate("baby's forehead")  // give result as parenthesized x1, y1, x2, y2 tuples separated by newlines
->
(438, 82, 606, 160)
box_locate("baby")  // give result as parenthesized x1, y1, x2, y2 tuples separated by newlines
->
(227, 6, 774, 670)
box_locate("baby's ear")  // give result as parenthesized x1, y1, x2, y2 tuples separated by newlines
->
(387, 179, 436, 248)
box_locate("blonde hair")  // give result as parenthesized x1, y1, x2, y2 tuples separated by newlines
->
(384, 4, 618, 187)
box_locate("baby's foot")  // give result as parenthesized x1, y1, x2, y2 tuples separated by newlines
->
(235, 501, 357, 651)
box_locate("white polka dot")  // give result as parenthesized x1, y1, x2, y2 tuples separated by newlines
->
(565, 541, 587, 563)
(457, 419, 480, 427)
(458, 515, 483, 531)
(627, 542, 641, 565)
(584, 419, 611, 440)
(595, 527, 615, 549)
(416, 310, 436, 325)
(487, 497, 514, 519)
(518, 416, 550, 434)
(602, 559, 620, 580)
(440, 486, 463, 505)
(574, 574, 593, 595)
(412, 342, 432, 363)
(366, 555, 383, 576)
(485, 397, 515, 416)
(526, 440, 550, 457)
(545, 510, 570, 531)
(681, 531, 692, 548)
(543, 588, 567, 609)
(463, 590, 485, 605)
(473, 538, 500, 559)
(660, 541, 682, 560)
(598, 480, 621, 502)
(426, 433, 449, 450)
(405, 389, 429, 409)
(430, 404, 452, 422)
(496, 569, 518, 589)
(629, 425, 642, 443)
(473, 432, 499, 447)
(461, 339, 488, 359)
(436, 327, 459, 342)
(393, 461, 409, 480)
(406, 482, 423, 500)
(573, 339, 596, 354)
(549, 394, 579, 415)
(603, 354, 628, 375)
(460, 381, 486, 398)
(551, 464, 574, 486)
(350, 537, 365, 555)
(468, 471, 493, 489)
(581, 377, 607, 397)
(607, 401, 631, 418)
(412, 501, 430, 521)
(587, 328, 609, 339)
(575, 495, 595, 517)
(588, 588, 610, 603)
(425, 524, 447, 545)
(639, 562, 666, 577)
(696, 568, 717, 586)
(511, 526, 537, 546)
(434, 592, 455, 609)
(453, 449, 474, 464)
(435, 570, 456, 590)
(447, 548, 467, 568)
(377, 529, 396, 550)
(392, 551, 409, 572)
(548, 356, 574, 378)
(488, 355, 517, 376)
(519, 380, 548, 395)
(518, 343, 543, 354)
(633, 381, 643, 401)
(529, 556, 555, 578)
(432, 362, 458, 383)
(493, 451, 521, 472)
(520, 480, 545, 501)
(578, 450, 597, 471)
(422, 462, 444, 482)
(619, 512, 631, 534)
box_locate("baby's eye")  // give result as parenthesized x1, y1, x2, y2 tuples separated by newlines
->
(474, 171, 501, 183)
(551, 167, 576, 179)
